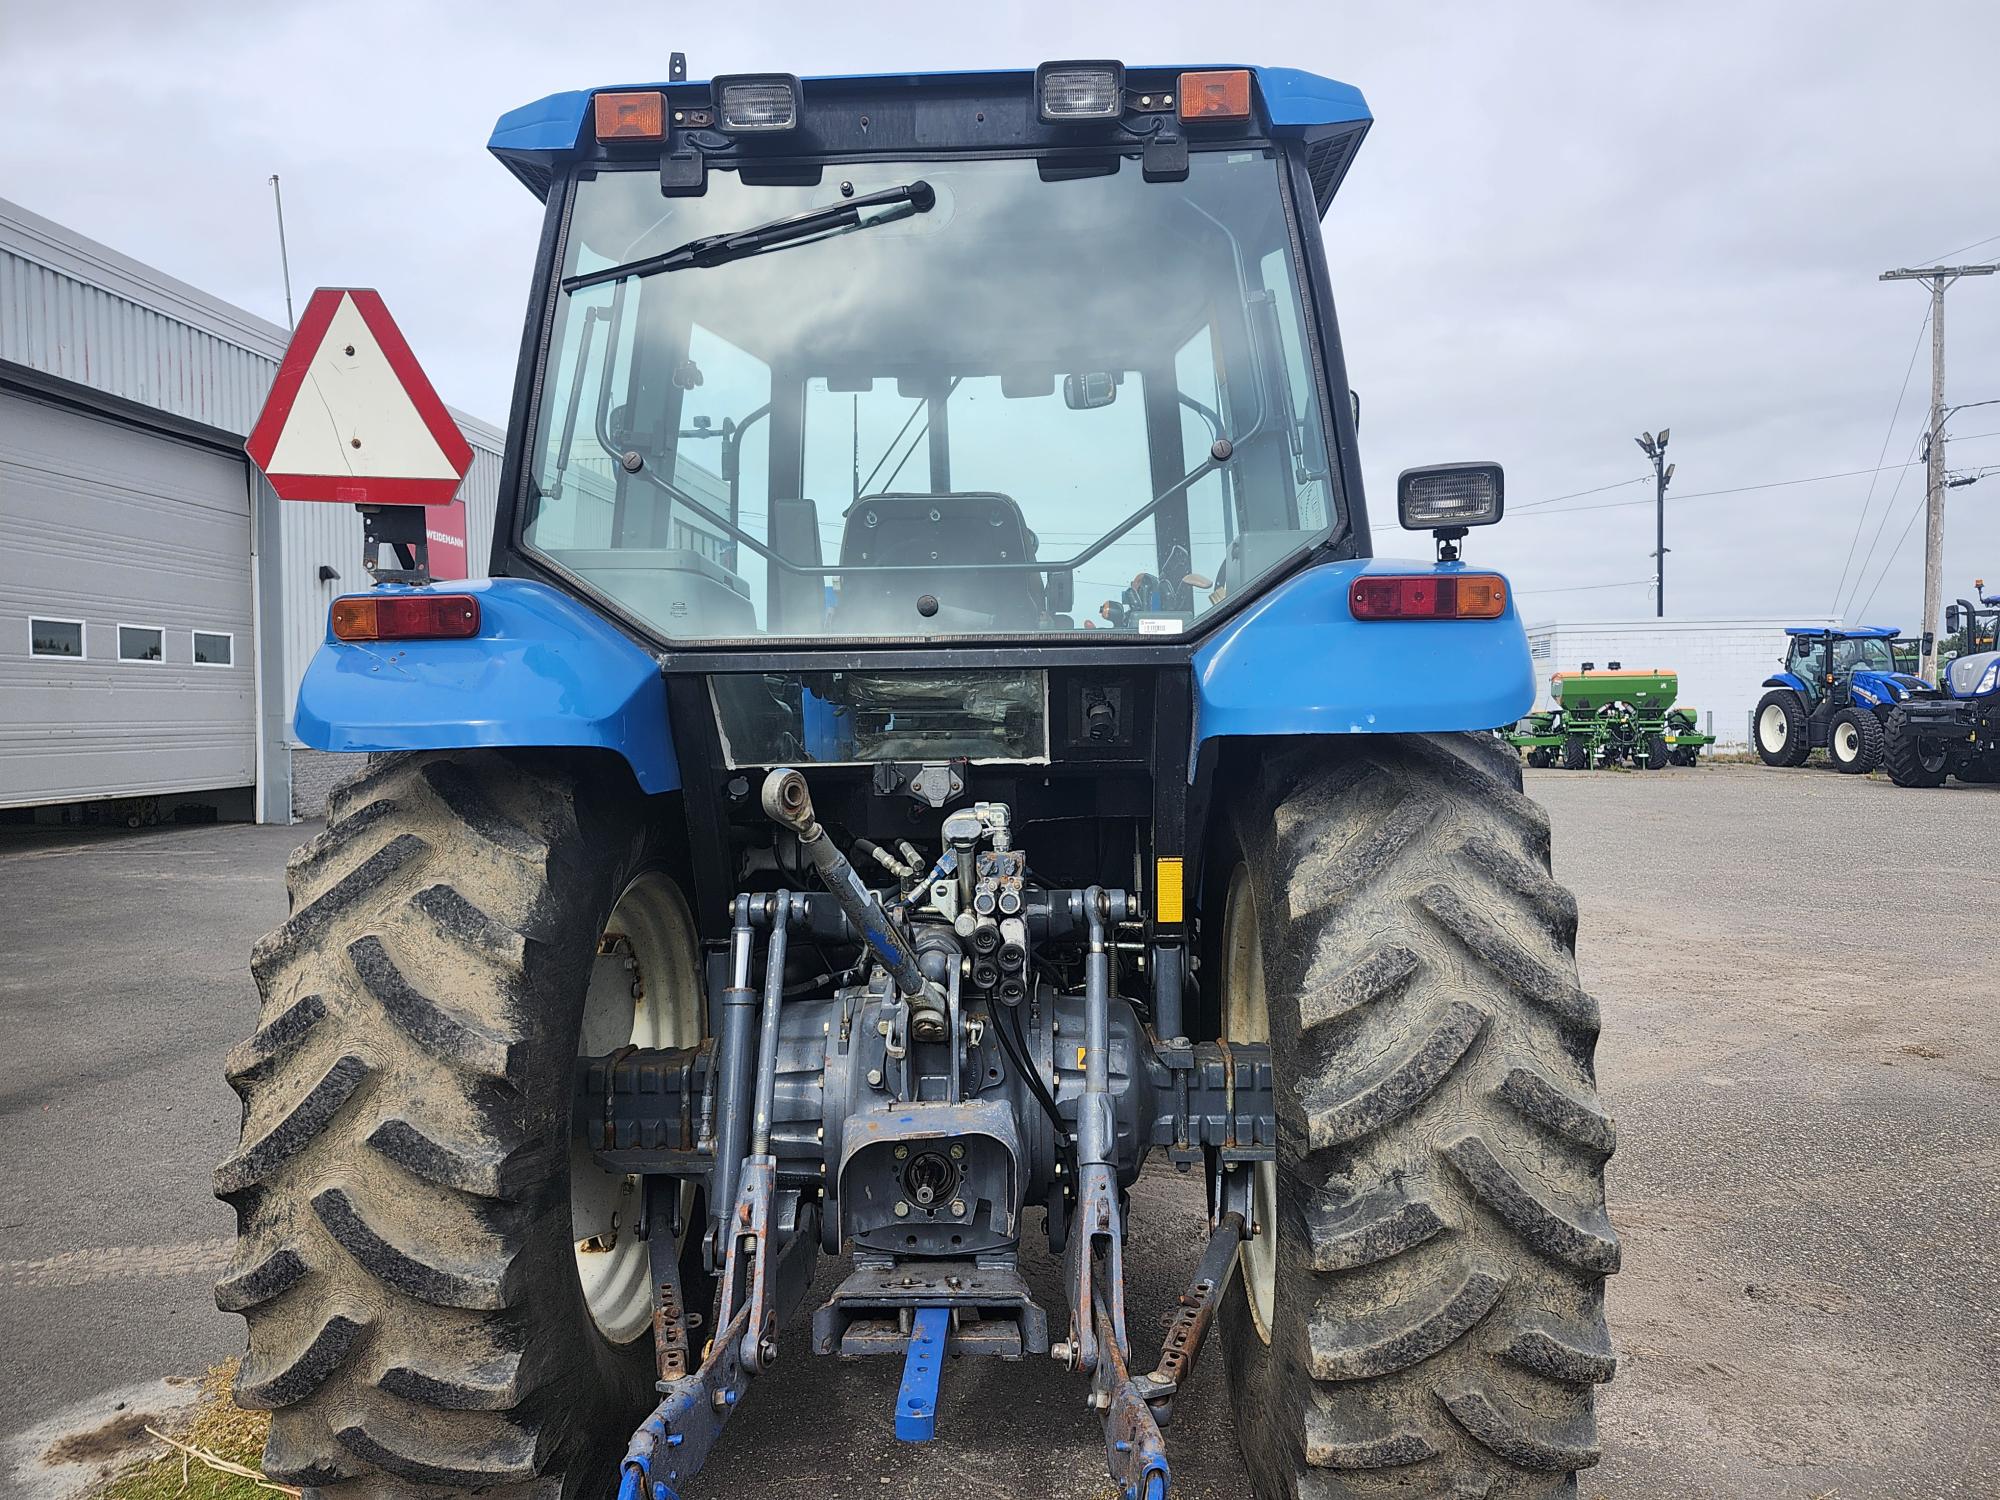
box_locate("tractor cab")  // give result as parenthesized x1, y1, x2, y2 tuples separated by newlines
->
(506, 75, 1356, 649)
(1944, 581, 2000, 662)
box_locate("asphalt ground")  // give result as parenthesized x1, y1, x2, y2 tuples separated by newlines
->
(1, 764, 1995, 1498)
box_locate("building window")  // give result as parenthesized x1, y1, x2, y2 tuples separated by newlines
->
(29, 617, 85, 658)
(117, 624, 164, 663)
(193, 630, 234, 666)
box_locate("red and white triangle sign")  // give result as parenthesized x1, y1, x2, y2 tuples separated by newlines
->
(245, 287, 473, 507)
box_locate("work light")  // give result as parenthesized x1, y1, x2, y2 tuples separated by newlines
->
(715, 74, 802, 132)
(1036, 61, 1124, 121)
(1398, 462, 1505, 531)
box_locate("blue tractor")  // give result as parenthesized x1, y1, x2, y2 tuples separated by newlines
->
(1881, 587, 2000, 786)
(1752, 626, 1929, 773)
(221, 61, 1619, 1500)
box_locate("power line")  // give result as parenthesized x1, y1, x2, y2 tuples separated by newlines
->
(1851, 489, 1928, 622)
(1830, 306, 1930, 614)
(1511, 475, 1653, 511)
(1487, 431, 2000, 525)
(1514, 578, 1653, 596)
(1838, 427, 1924, 620)
(1924, 231, 2000, 264)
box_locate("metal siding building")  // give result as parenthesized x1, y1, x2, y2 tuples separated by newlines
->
(0, 197, 503, 822)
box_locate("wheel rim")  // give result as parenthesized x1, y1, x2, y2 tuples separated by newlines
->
(1834, 722, 1857, 761)
(1918, 738, 1947, 773)
(1759, 704, 1789, 751)
(1222, 865, 1277, 1344)
(570, 870, 701, 1344)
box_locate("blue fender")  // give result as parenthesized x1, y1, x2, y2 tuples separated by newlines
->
(1763, 672, 1810, 697)
(1193, 557, 1534, 752)
(294, 578, 679, 793)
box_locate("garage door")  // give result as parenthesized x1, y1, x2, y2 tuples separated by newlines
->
(0, 388, 256, 809)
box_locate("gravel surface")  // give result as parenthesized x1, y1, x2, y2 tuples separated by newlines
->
(1, 762, 1994, 1498)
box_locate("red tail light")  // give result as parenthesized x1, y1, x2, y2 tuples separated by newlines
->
(331, 594, 481, 641)
(1350, 573, 1507, 621)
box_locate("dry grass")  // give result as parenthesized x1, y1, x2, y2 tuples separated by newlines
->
(84, 1363, 282, 1500)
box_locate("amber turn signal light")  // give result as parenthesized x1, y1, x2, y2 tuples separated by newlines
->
(1177, 70, 1252, 122)
(594, 91, 665, 141)
(331, 594, 481, 642)
(1349, 574, 1507, 621)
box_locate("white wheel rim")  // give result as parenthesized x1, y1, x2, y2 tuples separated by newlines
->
(570, 870, 701, 1344)
(1223, 865, 1277, 1344)
(1760, 705, 1789, 750)
(1834, 723, 1857, 760)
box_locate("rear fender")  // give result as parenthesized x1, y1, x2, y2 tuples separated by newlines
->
(294, 578, 679, 792)
(1763, 672, 1809, 697)
(1193, 557, 1532, 754)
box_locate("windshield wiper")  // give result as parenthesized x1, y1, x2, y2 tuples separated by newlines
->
(561, 180, 936, 295)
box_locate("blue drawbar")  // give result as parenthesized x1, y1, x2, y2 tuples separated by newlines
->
(1193, 557, 1535, 751)
(294, 578, 680, 793)
(895, 1306, 950, 1442)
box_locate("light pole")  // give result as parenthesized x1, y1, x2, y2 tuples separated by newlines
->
(1635, 429, 1674, 618)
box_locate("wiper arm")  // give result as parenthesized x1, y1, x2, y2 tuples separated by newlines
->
(561, 179, 936, 295)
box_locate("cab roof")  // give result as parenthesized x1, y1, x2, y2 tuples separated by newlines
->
(489, 65, 1371, 212)
(1785, 626, 1900, 639)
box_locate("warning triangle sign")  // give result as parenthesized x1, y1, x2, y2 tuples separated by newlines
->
(245, 288, 474, 507)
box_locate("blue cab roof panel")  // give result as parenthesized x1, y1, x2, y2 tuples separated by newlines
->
(489, 65, 1370, 205)
(1785, 626, 1900, 639)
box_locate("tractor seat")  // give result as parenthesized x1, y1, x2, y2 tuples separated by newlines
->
(834, 492, 1046, 632)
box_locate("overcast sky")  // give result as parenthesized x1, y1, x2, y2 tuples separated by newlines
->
(7, 1, 1999, 627)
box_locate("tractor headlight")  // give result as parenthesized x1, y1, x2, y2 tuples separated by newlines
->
(1978, 659, 1999, 696)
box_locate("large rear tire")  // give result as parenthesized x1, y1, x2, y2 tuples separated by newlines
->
(1754, 690, 1809, 767)
(1211, 735, 1618, 1498)
(1882, 707, 1950, 788)
(216, 750, 702, 1497)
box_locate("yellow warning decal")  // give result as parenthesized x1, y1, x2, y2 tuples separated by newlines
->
(1155, 857, 1185, 924)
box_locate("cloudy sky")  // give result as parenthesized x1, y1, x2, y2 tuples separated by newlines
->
(7, 1, 1999, 626)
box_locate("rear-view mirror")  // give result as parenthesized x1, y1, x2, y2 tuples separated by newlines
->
(1063, 372, 1117, 410)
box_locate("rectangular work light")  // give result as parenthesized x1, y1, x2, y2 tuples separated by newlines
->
(714, 74, 802, 132)
(1397, 463, 1505, 531)
(1037, 60, 1125, 121)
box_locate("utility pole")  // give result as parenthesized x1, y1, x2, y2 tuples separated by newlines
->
(268, 174, 296, 330)
(1635, 428, 1674, 617)
(1880, 263, 1995, 678)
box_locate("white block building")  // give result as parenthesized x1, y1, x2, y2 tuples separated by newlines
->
(1524, 617, 1842, 748)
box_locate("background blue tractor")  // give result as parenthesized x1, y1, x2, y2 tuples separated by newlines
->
(1882, 587, 2000, 786)
(1752, 626, 1929, 773)
(223, 60, 1619, 1500)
